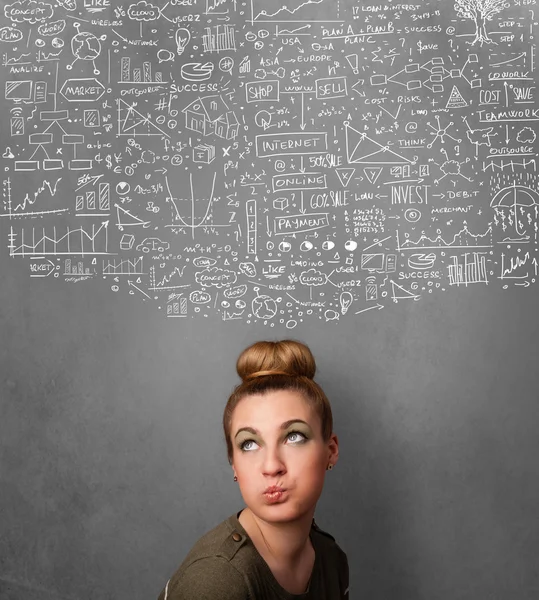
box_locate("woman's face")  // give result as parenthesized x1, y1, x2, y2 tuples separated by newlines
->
(231, 390, 338, 522)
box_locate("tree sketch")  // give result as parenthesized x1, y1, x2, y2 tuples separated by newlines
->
(454, 0, 510, 46)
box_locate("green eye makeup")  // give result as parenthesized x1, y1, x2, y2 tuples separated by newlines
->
(238, 429, 309, 452)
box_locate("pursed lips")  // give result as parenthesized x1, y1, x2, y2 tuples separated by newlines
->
(264, 486, 286, 494)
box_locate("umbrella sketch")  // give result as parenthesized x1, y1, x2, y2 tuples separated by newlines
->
(490, 183, 539, 237)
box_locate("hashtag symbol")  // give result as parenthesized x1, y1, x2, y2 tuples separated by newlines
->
(155, 98, 166, 111)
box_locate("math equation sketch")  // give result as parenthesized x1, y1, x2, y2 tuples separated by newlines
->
(1, 0, 538, 326)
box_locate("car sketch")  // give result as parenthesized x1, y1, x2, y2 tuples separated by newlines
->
(136, 238, 170, 253)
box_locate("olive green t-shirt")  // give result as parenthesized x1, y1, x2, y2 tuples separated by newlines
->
(157, 510, 349, 599)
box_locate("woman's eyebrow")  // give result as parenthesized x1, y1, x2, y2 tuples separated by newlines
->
(234, 419, 309, 439)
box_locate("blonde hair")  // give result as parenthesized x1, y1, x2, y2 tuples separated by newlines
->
(223, 340, 334, 465)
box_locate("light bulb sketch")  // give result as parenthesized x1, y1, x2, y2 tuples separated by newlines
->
(175, 28, 191, 56)
(339, 291, 353, 315)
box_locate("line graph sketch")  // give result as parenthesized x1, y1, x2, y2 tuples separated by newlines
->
(396, 225, 493, 252)
(1, 177, 68, 218)
(149, 265, 190, 290)
(8, 222, 110, 257)
(250, 0, 336, 23)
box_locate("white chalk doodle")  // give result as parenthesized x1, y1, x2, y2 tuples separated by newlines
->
(0, 0, 538, 324)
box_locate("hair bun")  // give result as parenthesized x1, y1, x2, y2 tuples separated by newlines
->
(237, 340, 316, 382)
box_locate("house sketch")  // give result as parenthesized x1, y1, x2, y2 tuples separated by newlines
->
(182, 95, 239, 140)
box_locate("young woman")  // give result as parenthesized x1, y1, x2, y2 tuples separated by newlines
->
(157, 339, 349, 599)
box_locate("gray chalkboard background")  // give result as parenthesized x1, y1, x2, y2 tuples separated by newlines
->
(2, 0, 539, 598)
(2, 268, 539, 599)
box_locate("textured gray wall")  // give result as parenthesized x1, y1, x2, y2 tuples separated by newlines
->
(2, 254, 539, 599)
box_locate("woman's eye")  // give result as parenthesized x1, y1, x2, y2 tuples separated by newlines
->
(287, 430, 306, 443)
(240, 431, 306, 452)
(240, 440, 256, 451)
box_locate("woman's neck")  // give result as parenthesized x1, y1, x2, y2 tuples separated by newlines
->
(238, 506, 315, 571)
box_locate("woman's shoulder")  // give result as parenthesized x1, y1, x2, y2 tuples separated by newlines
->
(311, 520, 349, 596)
(157, 514, 252, 600)
(311, 519, 349, 565)
(312, 519, 345, 550)
(159, 556, 250, 600)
